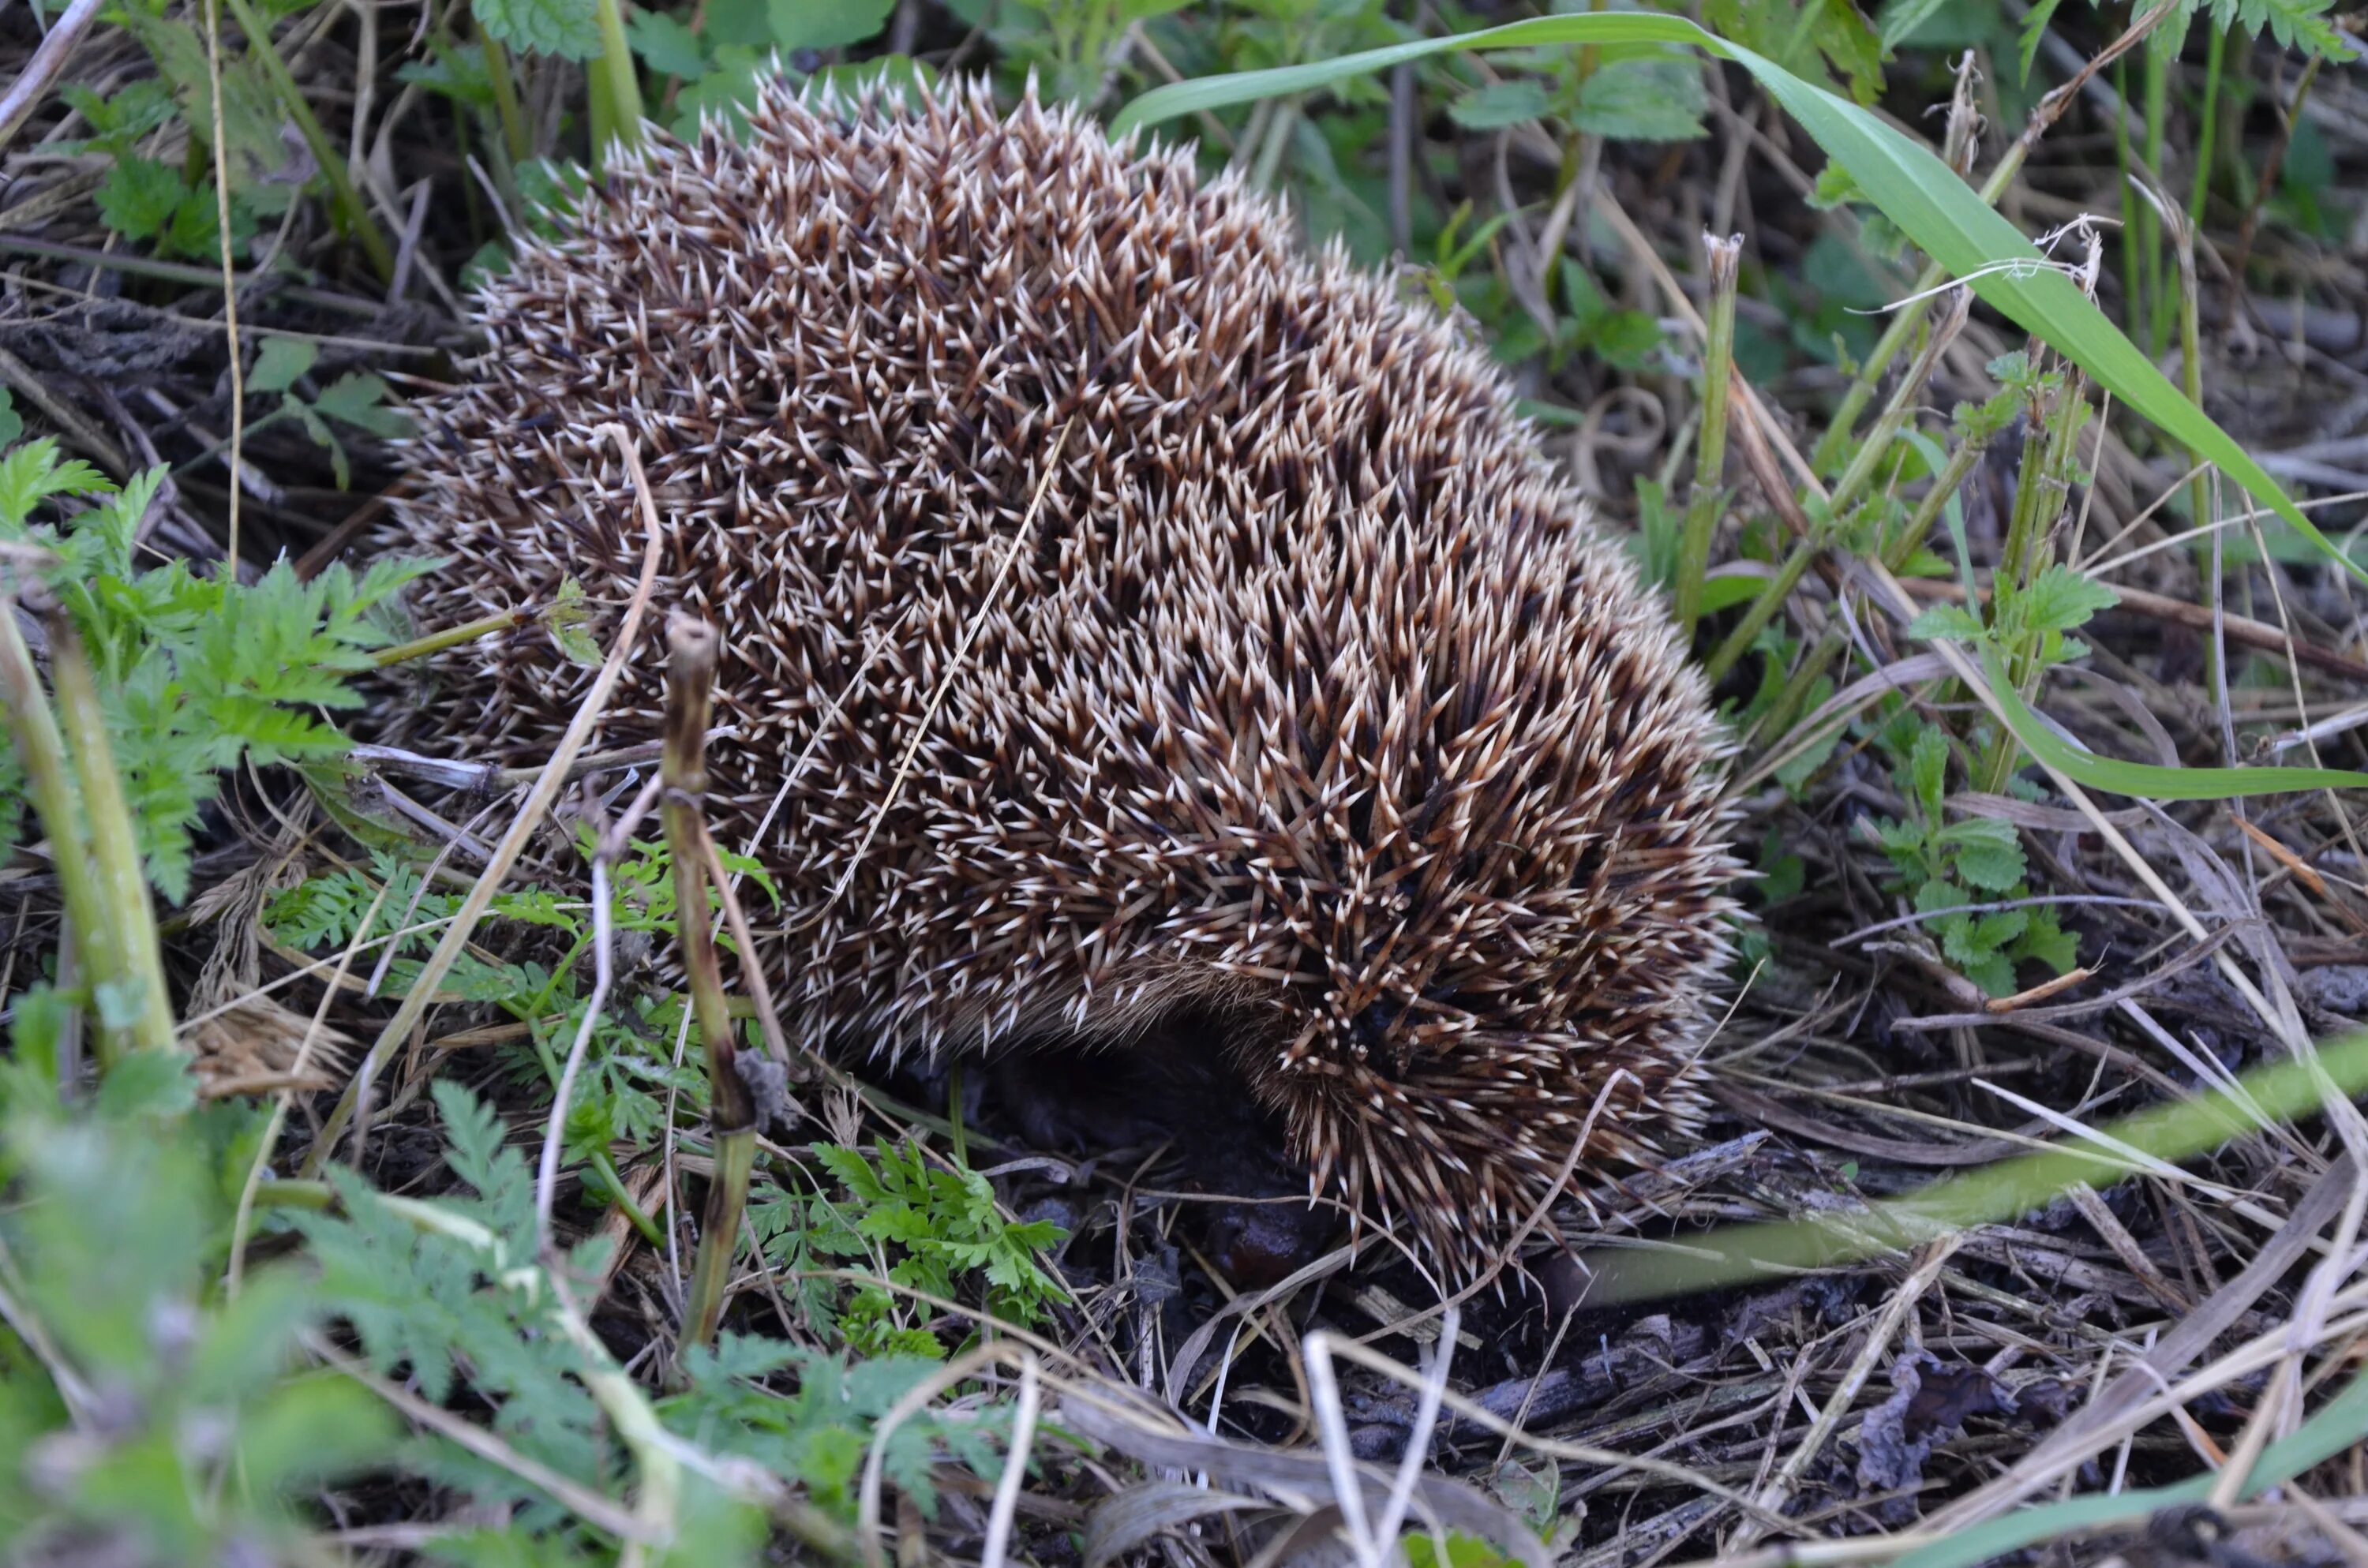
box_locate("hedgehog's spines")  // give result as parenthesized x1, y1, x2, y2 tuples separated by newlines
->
(391, 76, 1740, 1278)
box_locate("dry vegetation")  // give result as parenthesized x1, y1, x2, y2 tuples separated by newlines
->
(6, 1, 2368, 1566)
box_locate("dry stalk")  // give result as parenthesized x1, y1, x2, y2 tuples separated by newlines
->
(663, 614, 758, 1355)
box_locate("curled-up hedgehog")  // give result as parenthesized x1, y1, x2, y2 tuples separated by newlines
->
(384, 77, 1741, 1285)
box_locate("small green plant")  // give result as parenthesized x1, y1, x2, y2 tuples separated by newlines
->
(0, 440, 434, 903)
(94, 156, 253, 262)
(663, 1334, 1007, 1524)
(0, 1057, 395, 1561)
(243, 340, 412, 489)
(750, 1134, 1074, 1357)
(1869, 723, 2078, 997)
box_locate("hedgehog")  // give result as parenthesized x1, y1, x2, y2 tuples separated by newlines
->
(382, 77, 1741, 1282)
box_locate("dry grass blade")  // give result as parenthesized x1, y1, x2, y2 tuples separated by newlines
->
(979, 1353, 1042, 1568)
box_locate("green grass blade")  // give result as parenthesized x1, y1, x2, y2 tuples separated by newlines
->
(1589, 1032, 2368, 1304)
(1976, 644, 2368, 798)
(1111, 17, 2366, 589)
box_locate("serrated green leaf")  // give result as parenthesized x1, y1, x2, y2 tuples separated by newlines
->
(249, 337, 319, 395)
(96, 156, 186, 243)
(0, 439, 115, 532)
(2017, 908, 2081, 974)
(767, 0, 894, 52)
(1942, 818, 2026, 892)
(2016, 564, 2119, 637)
(92, 1047, 199, 1119)
(312, 372, 411, 439)
(1446, 78, 1552, 131)
(476, 0, 602, 59)
(1572, 57, 1706, 141)
(1906, 603, 1985, 642)
(2200, 0, 2356, 59)
(627, 9, 709, 75)
(1908, 723, 1947, 820)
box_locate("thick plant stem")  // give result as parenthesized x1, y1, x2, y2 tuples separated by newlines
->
(1826, 288, 1973, 522)
(371, 605, 535, 666)
(589, 0, 646, 168)
(0, 604, 126, 1064)
(481, 32, 533, 167)
(1704, 536, 1817, 687)
(1883, 426, 1995, 574)
(1675, 234, 1740, 640)
(665, 615, 755, 1356)
(46, 619, 175, 1056)
(219, 0, 396, 282)
(1807, 142, 2026, 477)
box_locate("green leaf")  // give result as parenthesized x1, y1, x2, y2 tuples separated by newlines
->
(1938, 817, 2025, 892)
(544, 577, 605, 668)
(1110, 14, 2358, 591)
(2017, 908, 2080, 974)
(0, 439, 114, 532)
(163, 183, 247, 264)
(2016, 564, 2119, 637)
(249, 337, 319, 395)
(767, 0, 894, 52)
(2015, 0, 2066, 82)
(1571, 57, 1707, 141)
(1584, 310, 1665, 370)
(96, 157, 186, 242)
(1705, 0, 1883, 105)
(93, 1048, 199, 1119)
(2199, 0, 2356, 60)
(0, 388, 21, 447)
(627, 9, 709, 76)
(1907, 722, 1947, 820)
(312, 373, 413, 439)
(1876, 0, 1950, 51)
(475, 0, 602, 61)
(1906, 603, 1985, 642)
(54, 80, 178, 155)
(1446, 79, 1552, 131)
(1979, 643, 2368, 799)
